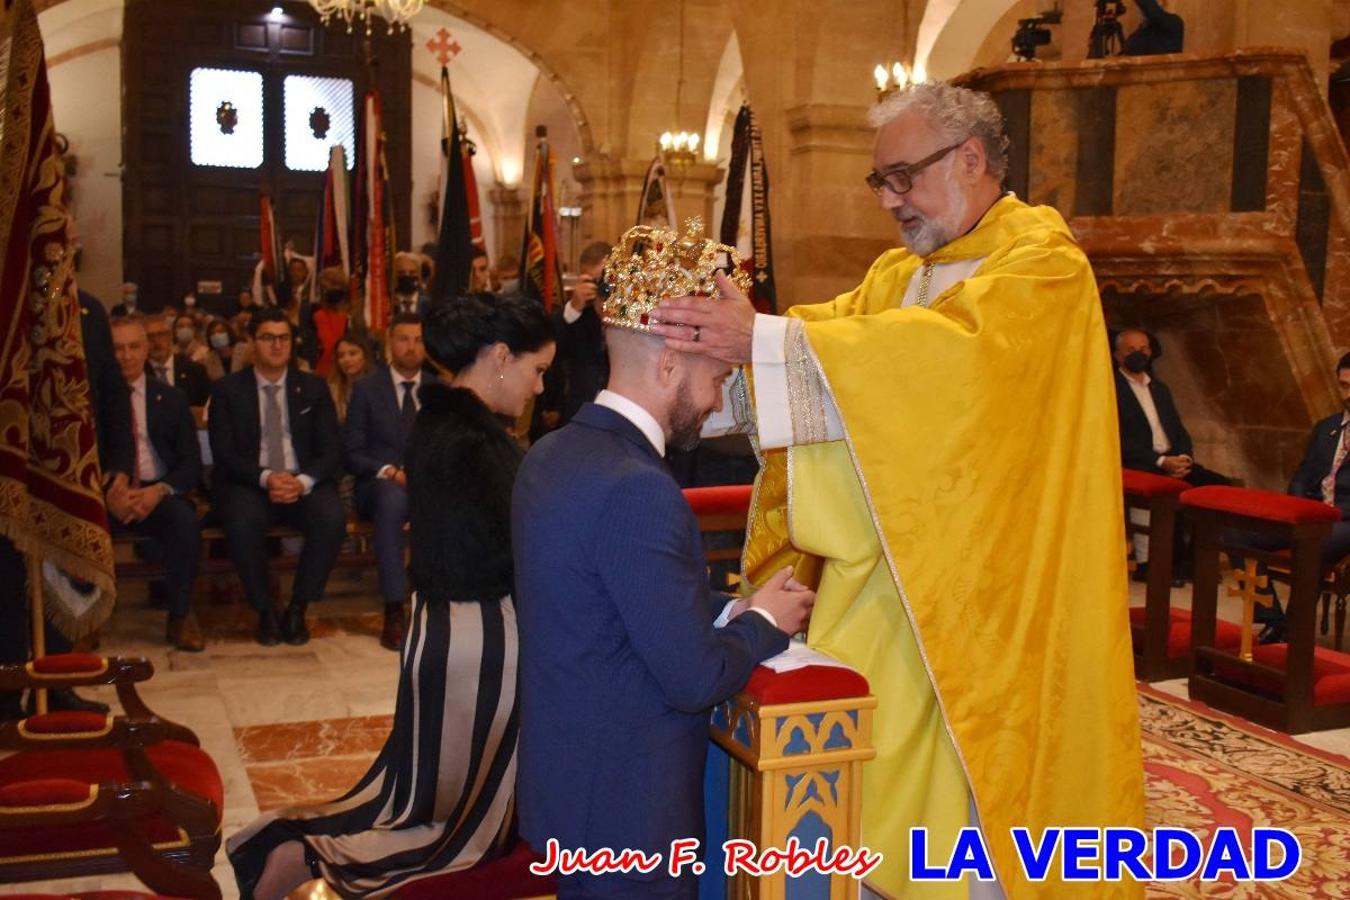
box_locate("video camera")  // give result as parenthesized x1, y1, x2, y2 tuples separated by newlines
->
(1012, 8, 1063, 61)
(1089, 0, 1128, 58)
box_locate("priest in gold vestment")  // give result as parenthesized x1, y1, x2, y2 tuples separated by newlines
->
(653, 83, 1145, 899)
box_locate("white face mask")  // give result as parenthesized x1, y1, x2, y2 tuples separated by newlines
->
(209, 332, 231, 350)
(175, 327, 195, 345)
(184, 296, 197, 308)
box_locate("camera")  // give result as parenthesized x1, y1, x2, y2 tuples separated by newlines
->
(1012, 9, 1062, 61)
(1089, 0, 1128, 58)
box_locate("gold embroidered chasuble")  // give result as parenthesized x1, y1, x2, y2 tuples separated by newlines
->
(740, 195, 1145, 898)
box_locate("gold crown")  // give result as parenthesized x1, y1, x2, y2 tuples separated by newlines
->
(601, 218, 752, 332)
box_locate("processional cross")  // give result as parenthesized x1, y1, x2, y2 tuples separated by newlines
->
(1225, 555, 1274, 662)
(426, 28, 462, 67)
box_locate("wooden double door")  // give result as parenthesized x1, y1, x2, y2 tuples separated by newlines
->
(122, 0, 411, 314)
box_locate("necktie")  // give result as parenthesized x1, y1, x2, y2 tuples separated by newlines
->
(129, 388, 143, 488)
(155, 364, 169, 384)
(401, 381, 418, 434)
(263, 384, 287, 472)
(1323, 425, 1349, 505)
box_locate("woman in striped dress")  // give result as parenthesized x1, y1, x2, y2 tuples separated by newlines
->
(228, 294, 556, 899)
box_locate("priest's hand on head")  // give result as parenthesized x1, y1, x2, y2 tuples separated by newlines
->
(748, 565, 816, 636)
(650, 271, 756, 365)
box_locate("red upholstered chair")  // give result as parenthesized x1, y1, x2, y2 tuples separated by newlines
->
(683, 485, 755, 566)
(1122, 468, 1191, 680)
(1180, 485, 1350, 732)
(0, 654, 223, 900)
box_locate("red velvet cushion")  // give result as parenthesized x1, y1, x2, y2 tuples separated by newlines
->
(1128, 607, 1243, 659)
(682, 485, 754, 517)
(1180, 486, 1341, 525)
(21, 711, 110, 735)
(1121, 469, 1188, 498)
(0, 779, 93, 808)
(389, 841, 555, 899)
(1210, 644, 1350, 706)
(30, 653, 107, 676)
(0, 741, 222, 860)
(742, 664, 870, 705)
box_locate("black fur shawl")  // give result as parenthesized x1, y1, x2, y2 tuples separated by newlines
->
(405, 383, 522, 604)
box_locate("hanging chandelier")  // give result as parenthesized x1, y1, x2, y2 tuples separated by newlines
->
(308, 0, 425, 35)
(656, 0, 701, 171)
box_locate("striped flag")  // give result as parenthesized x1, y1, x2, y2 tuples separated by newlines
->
(519, 126, 563, 311)
(432, 66, 476, 302)
(356, 89, 396, 333)
(718, 103, 777, 314)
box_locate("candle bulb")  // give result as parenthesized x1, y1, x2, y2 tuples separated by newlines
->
(874, 64, 888, 92)
(912, 62, 928, 84)
(892, 62, 907, 89)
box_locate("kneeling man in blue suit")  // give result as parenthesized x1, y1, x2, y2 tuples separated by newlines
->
(513, 227, 813, 899)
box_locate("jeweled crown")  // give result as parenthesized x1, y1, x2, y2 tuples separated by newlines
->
(601, 218, 753, 332)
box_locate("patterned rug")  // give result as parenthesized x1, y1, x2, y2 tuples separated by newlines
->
(244, 686, 1350, 897)
(1137, 684, 1350, 898)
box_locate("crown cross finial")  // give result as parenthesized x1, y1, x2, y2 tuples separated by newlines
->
(684, 217, 704, 239)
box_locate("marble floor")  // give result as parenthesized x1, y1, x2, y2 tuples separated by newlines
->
(7, 572, 1350, 898)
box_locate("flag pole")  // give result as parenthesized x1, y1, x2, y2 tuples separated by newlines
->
(28, 552, 46, 714)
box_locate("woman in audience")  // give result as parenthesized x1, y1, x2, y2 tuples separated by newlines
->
(173, 313, 210, 366)
(228, 294, 555, 900)
(312, 266, 350, 377)
(326, 334, 374, 426)
(203, 318, 237, 380)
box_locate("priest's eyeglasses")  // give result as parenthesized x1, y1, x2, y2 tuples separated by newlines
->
(865, 143, 963, 196)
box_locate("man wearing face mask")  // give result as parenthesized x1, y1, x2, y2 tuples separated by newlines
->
(392, 251, 430, 317)
(111, 281, 139, 318)
(1112, 328, 1231, 487)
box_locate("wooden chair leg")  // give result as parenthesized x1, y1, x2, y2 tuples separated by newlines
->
(1337, 595, 1347, 652)
(1322, 592, 1331, 636)
(113, 826, 222, 900)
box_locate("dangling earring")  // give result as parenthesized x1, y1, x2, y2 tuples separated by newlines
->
(498, 368, 504, 382)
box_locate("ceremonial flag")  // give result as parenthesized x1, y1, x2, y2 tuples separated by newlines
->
(636, 157, 677, 228)
(313, 145, 351, 284)
(0, 0, 115, 636)
(432, 66, 476, 302)
(355, 89, 396, 333)
(462, 124, 485, 251)
(519, 126, 564, 311)
(258, 193, 284, 301)
(718, 103, 778, 314)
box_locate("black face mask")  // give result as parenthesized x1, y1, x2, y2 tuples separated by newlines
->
(323, 289, 346, 306)
(396, 275, 419, 295)
(1122, 351, 1150, 374)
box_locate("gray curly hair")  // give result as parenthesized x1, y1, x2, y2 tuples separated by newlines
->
(868, 82, 1010, 182)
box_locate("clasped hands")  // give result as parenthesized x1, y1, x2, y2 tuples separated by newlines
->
(105, 472, 170, 525)
(1160, 454, 1193, 479)
(727, 566, 816, 636)
(266, 471, 306, 504)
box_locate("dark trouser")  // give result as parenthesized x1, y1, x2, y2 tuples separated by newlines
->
(556, 873, 697, 900)
(113, 492, 200, 619)
(1226, 520, 1350, 624)
(215, 481, 345, 611)
(1174, 464, 1233, 575)
(356, 478, 408, 608)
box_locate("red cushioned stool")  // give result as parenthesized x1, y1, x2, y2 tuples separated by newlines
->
(683, 485, 754, 574)
(388, 841, 555, 899)
(1122, 469, 1190, 680)
(1180, 486, 1350, 733)
(0, 655, 223, 899)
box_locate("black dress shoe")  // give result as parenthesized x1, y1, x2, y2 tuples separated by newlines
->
(1130, 562, 1149, 583)
(25, 688, 110, 716)
(256, 608, 282, 646)
(1257, 621, 1288, 645)
(283, 602, 309, 646)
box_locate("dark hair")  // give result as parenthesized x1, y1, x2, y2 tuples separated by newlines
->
(249, 305, 294, 338)
(471, 246, 489, 262)
(424, 293, 554, 372)
(579, 241, 612, 269)
(1338, 352, 1350, 373)
(389, 311, 423, 331)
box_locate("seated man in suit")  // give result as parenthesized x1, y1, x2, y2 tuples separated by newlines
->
(514, 232, 814, 900)
(342, 313, 435, 650)
(1113, 328, 1231, 580)
(144, 312, 211, 414)
(208, 307, 346, 646)
(109, 316, 204, 652)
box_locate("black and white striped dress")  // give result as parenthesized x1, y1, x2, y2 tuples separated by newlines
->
(228, 384, 525, 899)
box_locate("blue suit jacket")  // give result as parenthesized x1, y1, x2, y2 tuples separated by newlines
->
(1289, 412, 1350, 515)
(513, 403, 787, 871)
(342, 368, 439, 498)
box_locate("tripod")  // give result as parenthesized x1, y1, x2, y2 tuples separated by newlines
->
(1089, 10, 1126, 58)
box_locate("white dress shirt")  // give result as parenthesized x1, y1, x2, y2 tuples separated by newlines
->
(377, 368, 424, 480)
(594, 389, 779, 631)
(128, 374, 167, 486)
(150, 357, 175, 387)
(1119, 369, 1171, 466)
(255, 369, 314, 495)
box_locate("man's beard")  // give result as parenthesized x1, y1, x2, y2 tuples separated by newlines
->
(669, 382, 710, 452)
(893, 163, 969, 257)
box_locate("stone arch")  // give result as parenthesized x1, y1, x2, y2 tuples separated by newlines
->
(920, 0, 1023, 79)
